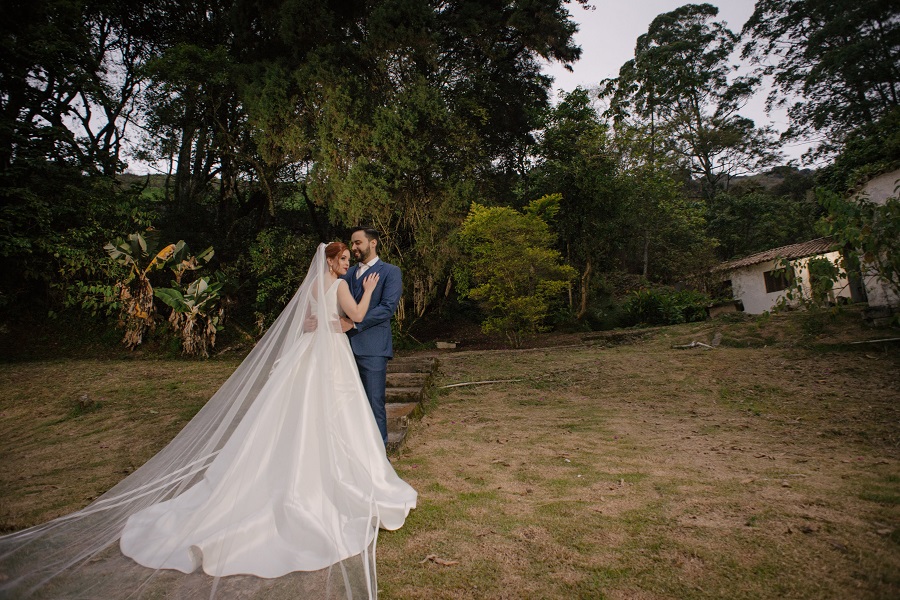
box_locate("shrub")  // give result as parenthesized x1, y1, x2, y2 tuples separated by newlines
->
(622, 288, 711, 326)
(456, 196, 576, 346)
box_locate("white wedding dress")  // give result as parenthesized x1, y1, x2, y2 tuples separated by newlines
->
(120, 277, 416, 578)
(0, 245, 416, 599)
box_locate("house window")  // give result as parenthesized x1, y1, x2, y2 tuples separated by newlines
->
(763, 267, 794, 293)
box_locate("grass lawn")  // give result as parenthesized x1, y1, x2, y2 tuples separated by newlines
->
(1, 309, 898, 598)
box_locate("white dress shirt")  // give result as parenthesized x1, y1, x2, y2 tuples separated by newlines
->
(355, 256, 380, 278)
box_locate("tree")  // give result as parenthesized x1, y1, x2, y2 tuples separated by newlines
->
(529, 89, 713, 317)
(456, 195, 576, 346)
(286, 0, 588, 326)
(527, 88, 624, 318)
(817, 107, 900, 193)
(600, 3, 780, 200)
(619, 169, 713, 282)
(0, 0, 167, 316)
(743, 0, 900, 158)
(0, 0, 161, 176)
(1, 0, 590, 332)
(155, 276, 225, 357)
(707, 169, 822, 259)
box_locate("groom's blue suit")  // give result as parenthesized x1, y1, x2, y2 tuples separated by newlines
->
(342, 258, 402, 445)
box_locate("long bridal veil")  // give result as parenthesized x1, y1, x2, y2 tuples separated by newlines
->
(0, 243, 402, 599)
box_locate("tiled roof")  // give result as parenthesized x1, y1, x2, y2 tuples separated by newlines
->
(714, 237, 837, 272)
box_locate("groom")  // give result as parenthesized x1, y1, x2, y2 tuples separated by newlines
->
(341, 227, 402, 446)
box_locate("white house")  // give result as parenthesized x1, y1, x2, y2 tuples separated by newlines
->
(850, 168, 900, 310)
(714, 237, 852, 315)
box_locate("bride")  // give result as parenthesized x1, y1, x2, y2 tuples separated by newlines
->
(0, 242, 417, 599)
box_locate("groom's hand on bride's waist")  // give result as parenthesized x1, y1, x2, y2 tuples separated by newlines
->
(340, 317, 355, 333)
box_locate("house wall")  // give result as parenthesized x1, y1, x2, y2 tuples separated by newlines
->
(859, 169, 900, 205)
(729, 252, 851, 314)
(856, 169, 900, 308)
(863, 272, 900, 307)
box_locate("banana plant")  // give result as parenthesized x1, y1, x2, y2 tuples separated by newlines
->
(166, 241, 215, 284)
(155, 276, 225, 357)
(104, 231, 177, 348)
(104, 231, 217, 350)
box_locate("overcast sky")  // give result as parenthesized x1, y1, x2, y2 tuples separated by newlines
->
(542, 0, 811, 163)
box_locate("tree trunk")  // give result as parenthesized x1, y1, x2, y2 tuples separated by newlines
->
(301, 184, 327, 241)
(642, 230, 650, 279)
(577, 258, 592, 320)
(218, 153, 236, 226)
(174, 125, 196, 206)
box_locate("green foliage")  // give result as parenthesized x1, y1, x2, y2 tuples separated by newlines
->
(743, 0, 900, 157)
(774, 256, 845, 326)
(622, 288, 711, 327)
(104, 232, 219, 350)
(807, 256, 843, 305)
(622, 170, 714, 281)
(1, 0, 591, 340)
(248, 228, 319, 328)
(155, 276, 225, 358)
(600, 3, 780, 199)
(104, 231, 174, 348)
(0, 168, 157, 318)
(707, 171, 822, 260)
(457, 196, 576, 346)
(820, 188, 900, 302)
(528, 89, 644, 319)
(64, 281, 121, 319)
(817, 108, 900, 193)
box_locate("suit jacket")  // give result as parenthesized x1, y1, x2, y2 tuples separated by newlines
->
(342, 258, 402, 358)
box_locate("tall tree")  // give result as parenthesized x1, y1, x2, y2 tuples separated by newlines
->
(0, 0, 164, 312)
(0, 0, 161, 176)
(528, 88, 623, 318)
(278, 0, 588, 325)
(742, 0, 900, 158)
(600, 3, 780, 200)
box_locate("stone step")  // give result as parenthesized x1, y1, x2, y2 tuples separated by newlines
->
(386, 429, 407, 453)
(383, 357, 439, 453)
(386, 401, 420, 432)
(386, 372, 429, 388)
(387, 357, 437, 374)
(385, 386, 423, 403)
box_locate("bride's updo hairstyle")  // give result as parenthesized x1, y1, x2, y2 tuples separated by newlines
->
(325, 241, 348, 262)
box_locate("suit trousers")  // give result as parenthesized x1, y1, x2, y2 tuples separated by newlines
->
(355, 354, 389, 446)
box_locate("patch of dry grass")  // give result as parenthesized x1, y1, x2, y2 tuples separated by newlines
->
(0, 357, 241, 530)
(1, 310, 898, 599)
(380, 313, 900, 599)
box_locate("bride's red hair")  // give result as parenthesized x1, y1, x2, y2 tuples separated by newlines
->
(325, 241, 348, 261)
